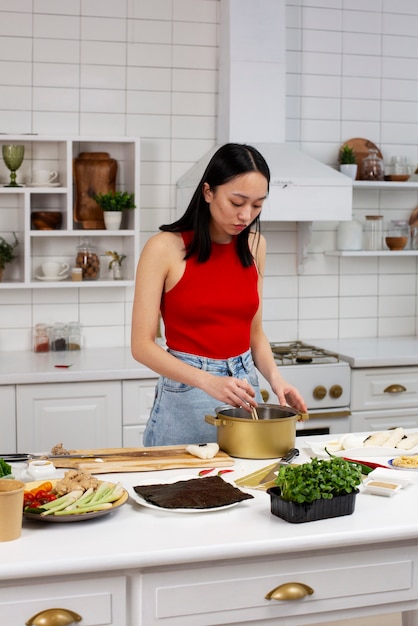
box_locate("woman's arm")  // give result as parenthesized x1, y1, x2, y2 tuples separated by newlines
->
(249, 233, 307, 413)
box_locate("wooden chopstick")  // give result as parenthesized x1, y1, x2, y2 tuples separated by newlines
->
(251, 406, 259, 420)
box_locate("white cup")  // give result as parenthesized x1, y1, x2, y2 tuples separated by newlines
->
(42, 261, 70, 278)
(32, 169, 58, 184)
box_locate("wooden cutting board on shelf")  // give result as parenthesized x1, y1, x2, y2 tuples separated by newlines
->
(51, 445, 234, 474)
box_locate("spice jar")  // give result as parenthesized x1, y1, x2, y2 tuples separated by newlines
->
(360, 149, 385, 181)
(33, 323, 50, 353)
(67, 321, 82, 351)
(385, 220, 409, 251)
(50, 322, 68, 351)
(75, 237, 100, 280)
(364, 215, 383, 250)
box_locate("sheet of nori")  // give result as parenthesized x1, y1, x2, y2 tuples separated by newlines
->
(133, 475, 254, 509)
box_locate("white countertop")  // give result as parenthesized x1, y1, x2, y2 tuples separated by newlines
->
(2, 437, 418, 582)
(307, 337, 418, 368)
(0, 347, 156, 385)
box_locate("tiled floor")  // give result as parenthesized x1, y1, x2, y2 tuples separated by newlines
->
(320, 614, 401, 626)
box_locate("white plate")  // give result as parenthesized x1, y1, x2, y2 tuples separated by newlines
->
(305, 439, 418, 459)
(388, 458, 418, 471)
(28, 182, 61, 187)
(35, 274, 69, 281)
(129, 474, 251, 513)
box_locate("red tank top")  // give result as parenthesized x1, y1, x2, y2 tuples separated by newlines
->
(161, 232, 259, 359)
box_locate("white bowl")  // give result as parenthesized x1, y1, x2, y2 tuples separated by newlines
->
(26, 460, 57, 480)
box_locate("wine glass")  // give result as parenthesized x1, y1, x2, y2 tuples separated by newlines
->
(2, 144, 25, 187)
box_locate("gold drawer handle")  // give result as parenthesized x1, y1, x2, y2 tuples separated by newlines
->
(265, 582, 314, 601)
(384, 384, 407, 393)
(26, 608, 82, 626)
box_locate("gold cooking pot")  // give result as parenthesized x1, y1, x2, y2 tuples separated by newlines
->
(205, 404, 308, 459)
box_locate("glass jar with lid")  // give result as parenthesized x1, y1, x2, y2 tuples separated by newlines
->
(67, 321, 82, 351)
(33, 323, 50, 353)
(360, 149, 385, 181)
(364, 215, 383, 250)
(337, 220, 363, 251)
(50, 322, 68, 351)
(385, 220, 409, 251)
(75, 237, 100, 280)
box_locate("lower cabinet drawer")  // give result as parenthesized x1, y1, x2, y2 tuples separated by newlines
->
(139, 547, 416, 625)
(351, 367, 418, 411)
(0, 575, 126, 625)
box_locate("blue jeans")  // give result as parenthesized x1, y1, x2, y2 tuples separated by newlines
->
(143, 348, 262, 446)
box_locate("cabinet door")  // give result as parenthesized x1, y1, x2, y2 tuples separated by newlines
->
(0, 385, 16, 452)
(122, 379, 157, 447)
(0, 575, 126, 625)
(16, 381, 122, 451)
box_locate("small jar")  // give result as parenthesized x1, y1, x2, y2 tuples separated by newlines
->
(385, 220, 409, 251)
(364, 215, 383, 250)
(337, 220, 363, 251)
(67, 321, 82, 351)
(50, 322, 68, 351)
(71, 267, 83, 282)
(33, 323, 50, 353)
(75, 238, 100, 280)
(360, 149, 385, 181)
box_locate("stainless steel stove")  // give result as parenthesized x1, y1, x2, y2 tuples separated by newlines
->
(258, 341, 351, 435)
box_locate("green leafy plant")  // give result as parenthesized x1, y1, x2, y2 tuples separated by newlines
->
(275, 457, 362, 504)
(339, 145, 357, 165)
(0, 458, 12, 477)
(0, 232, 19, 270)
(93, 191, 135, 212)
(105, 250, 126, 269)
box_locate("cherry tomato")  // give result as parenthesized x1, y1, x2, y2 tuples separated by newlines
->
(23, 492, 35, 502)
(34, 489, 48, 500)
(45, 493, 57, 502)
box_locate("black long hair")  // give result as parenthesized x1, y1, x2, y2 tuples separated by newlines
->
(160, 143, 270, 266)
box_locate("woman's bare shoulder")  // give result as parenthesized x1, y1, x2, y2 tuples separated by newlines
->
(142, 231, 184, 255)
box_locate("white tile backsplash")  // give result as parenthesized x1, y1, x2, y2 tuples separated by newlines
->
(1, 0, 418, 352)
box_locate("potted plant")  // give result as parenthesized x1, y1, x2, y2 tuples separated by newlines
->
(105, 250, 126, 280)
(0, 232, 19, 282)
(93, 191, 136, 230)
(339, 145, 358, 180)
(267, 456, 362, 523)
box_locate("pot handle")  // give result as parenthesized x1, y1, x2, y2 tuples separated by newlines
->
(298, 412, 309, 422)
(205, 414, 227, 427)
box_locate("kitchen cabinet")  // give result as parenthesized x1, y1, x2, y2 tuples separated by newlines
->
(350, 366, 418, 432)
(138, 545, 416, 625)
(16, 381, 122, 451)
(0, 135, 140, 288)
(122, 378, 157, 446)
(0, 575, 126, 625)
(0, 385, 16, 451)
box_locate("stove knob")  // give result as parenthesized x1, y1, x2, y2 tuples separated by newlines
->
(313, 385, 326, 400)
(329, 384, 343, 399)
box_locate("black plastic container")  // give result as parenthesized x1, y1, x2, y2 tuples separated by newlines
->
(267, 487, 359, 524)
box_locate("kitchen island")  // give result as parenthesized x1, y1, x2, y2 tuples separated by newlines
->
(2, 443, 418, 626)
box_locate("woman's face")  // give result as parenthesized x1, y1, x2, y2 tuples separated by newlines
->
(203, 172, 268, 242)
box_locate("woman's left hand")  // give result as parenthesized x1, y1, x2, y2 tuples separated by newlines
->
(271, 380, 308, 414)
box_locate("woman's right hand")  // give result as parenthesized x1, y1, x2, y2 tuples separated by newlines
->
(204, 375, 257, 412)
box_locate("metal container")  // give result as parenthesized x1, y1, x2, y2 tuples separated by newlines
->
(205, 404, 306, 459)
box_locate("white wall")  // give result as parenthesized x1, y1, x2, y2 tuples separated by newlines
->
(0, 0, 418, 351)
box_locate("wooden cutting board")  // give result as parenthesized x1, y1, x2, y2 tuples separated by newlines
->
(51, 445, 234, 474)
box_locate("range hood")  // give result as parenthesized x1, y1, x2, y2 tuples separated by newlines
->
(177, 0, 352, 222)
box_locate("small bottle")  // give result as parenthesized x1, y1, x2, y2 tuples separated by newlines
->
(33, 323, 50, 353)
(67, 321, 82, 351)
(50, 322, 68, 351)
(71, 267, 83, 282)
(337, 220, 363, 251)
(365, 215, 383, 250)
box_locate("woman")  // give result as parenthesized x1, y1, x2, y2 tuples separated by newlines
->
(131, 143, 307, 446)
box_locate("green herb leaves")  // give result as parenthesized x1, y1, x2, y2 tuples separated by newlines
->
(275, 457, 363, 504)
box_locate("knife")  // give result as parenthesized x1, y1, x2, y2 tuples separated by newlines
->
(0, 450, 159, 462)
(259, 448, 300, 485)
